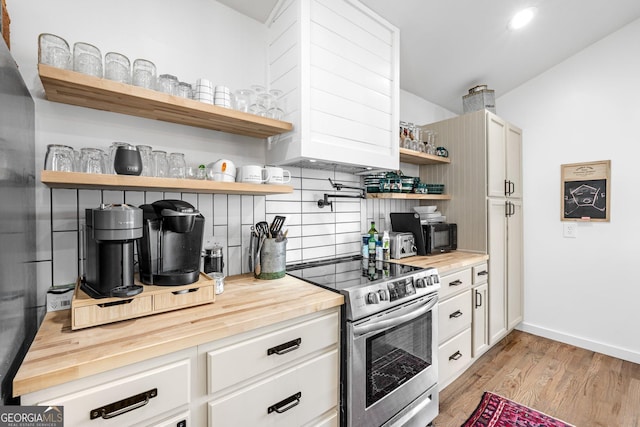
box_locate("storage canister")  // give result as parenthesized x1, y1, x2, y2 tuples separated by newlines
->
(462, 85, 496, 114)
(256, 238, 287, 280)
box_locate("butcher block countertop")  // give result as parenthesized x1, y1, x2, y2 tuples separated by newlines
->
(13, 274, 344, 397)
(391, 250, 489, 274)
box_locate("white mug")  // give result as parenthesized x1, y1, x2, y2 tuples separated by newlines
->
(238, 165, 269, 183)
(207, 159, 236, 178)
(264, 166, 291, 184)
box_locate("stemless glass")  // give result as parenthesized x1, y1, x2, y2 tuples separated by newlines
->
(132, 59, 156, 89)
(136, 145, 153, 176)
(234, 89, 253, 113)
(38, 33, 71, 70)
(80, 148, 106, 174)
(267, 89, 286, 120)
(152, 150, 169, 177)
(44, 144, 74, 172)
(73, 42, 103, 77)
(107, 142, 130, 174)
(104, 52, 131, 84)
(168, 152, 186, 178)
(156, 74, 179, 95)
(177, 82, 192, 99)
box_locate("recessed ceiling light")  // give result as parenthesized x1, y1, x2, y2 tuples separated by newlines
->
(509, 7, 537, 30)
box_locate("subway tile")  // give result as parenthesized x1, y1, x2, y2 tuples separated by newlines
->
(337, 242, 360, 256)
(213, 194, 228, 226)
(212, 225, 228, 250)
(286, 249, 302, 264)
(301, 177, 334, 192)
(227, 245, 242, 276)
(285, 236, 302, 250)
(241, 195, 255, 226)
(52, 231, 78, 287)
(302, 212, 336, 225)
(145, 191, 164, 204)
(303, 234, 336, 248)
(123, 191, 145, 207)
(300, 222, 335, 237)
(198, 194, 214, 236)
(102, 190, 124, 205)
(265, 200, 302, 214)
(301, 168, 332, 180)
(336, 231, 362, 244)
(266, 188, 301, 201)
(227, 196, 241, 247)
(252, 196, 266, 223)
(35, 260, 52, 308)
(181, 193, 198, 208)
(163, 192, 181, 200)
(336, 221, 362, 234)
(302, 245, 335, 261)
(336, 211, 361, 223)
(51, 189, 77, 231)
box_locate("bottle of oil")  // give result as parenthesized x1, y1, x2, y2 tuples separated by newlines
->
(368, 222, 377, 258)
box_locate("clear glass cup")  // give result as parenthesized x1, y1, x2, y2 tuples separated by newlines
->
(156, 74, 179, 95)
(177, 82, 192, 99)
(73, 42, 103, 77)
(104, 52, 131, 84)
(73, 149, 82, 172)
(234, 89, 253, 113)
(132, 59, 156, 89)
(267, 89, 286, 120)
(152, 150, 169, 177)
(136, 145, 153, 176)
(38, 33, 72, 70)
(44, 144, 74, 172)
(248, 85, 267, 116)
(168, 152, 186, 178)
(80, 148, 106, 174)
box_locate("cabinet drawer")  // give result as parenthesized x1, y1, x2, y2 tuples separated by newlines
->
(472, 263, 489, 285)
(439, 290, 471, 343)
(208, 349, 339, 427)
(439, 268, 472, 300)
(38, 358, 191, 426)
(72, 295, 153, 329)
(153, 284, 214, 311)
(207, 311, 339, 395)
(438, 328, 472, 387)
(145, 410, 190, 427)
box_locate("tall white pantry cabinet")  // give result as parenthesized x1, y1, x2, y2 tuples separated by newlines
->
(420, 109, 524, 349)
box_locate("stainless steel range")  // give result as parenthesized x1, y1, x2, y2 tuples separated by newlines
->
(287, 255, 441, 427)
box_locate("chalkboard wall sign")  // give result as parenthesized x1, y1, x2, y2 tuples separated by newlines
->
(561, 160, 611, 222)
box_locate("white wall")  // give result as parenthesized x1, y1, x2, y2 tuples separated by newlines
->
(7, 0, 431, 316)
(497, 18, 640, 363)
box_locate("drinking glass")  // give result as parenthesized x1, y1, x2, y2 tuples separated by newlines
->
(136, 145, 153, 176)
(44, 144, 74, 172)
(234, 89, 253, 113)
(104, 52, 131, 84)
(177, 82, 192, 99)
(267, 89, 286, 120)
(248, 85, 266, 116)
(157, 74, 178, 95)
(152, 150, 169, 177)
(38, 33, 71, 70)
(132, 59, 156, 89)
(168, 152, 186, 178)
(80, 148, 106, 174)
(73, 42, 103, 77)
(107, 142, 130, 174)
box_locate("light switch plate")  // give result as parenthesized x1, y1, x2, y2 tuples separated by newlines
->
(563, 222, 577, 238)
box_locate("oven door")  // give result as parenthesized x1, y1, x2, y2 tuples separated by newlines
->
(346, 293, 439, 427)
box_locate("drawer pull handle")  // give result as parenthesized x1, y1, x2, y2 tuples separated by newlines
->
(449, 351, 463, 361)
(267, 338, 302, 356)
(268, 391, 302, 414)
(90, 388, 157, 420)
(475, 290, 483, 308)
(449, 310, 463, 319)
(98, 299, 133, 308)
(172, 288, 199, 295)
(449, 279, 463, 287)
(477, 270, 488, 276)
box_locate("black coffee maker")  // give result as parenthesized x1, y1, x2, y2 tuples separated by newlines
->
(138, 199, 204, 286)
(83, 204, 143, 298)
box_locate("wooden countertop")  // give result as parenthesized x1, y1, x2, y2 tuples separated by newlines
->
(13, 274, 343, 397)
(390, 250, 489, 274)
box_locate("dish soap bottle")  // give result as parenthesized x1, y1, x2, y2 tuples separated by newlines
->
(368, 222, 377, 258)
(382, 230, 390, 260)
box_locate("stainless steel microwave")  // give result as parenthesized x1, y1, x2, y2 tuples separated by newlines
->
(390, 212, 457, 255)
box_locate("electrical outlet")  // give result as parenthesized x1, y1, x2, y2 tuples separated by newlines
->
(563, 222, 577, 238)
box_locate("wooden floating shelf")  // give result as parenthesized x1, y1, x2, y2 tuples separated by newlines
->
(38, 64, 293, 139)
(399, 148, 451, 165)
(366, 193, 451, 200)
(41, 171, 294, 195)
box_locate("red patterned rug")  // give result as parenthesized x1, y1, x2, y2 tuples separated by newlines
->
(462, 391, 575, 427)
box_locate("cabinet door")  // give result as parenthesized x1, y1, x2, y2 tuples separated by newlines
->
(506, 124, 523, 199)
(486, 112, 507, 198)
(507, 200, 523, 329)
(472, 283, 489, 357)
(487, 199, 507, 344)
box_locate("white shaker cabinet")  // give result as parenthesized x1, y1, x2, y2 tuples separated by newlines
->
(266, 0, 400, 171)
(472, 263, 490, 357)
(421, 109, 524, 348)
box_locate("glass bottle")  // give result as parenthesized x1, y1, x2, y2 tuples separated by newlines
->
(368, 221, 378, 258)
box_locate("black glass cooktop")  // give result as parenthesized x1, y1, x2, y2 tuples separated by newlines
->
(286, 255, 425, 292)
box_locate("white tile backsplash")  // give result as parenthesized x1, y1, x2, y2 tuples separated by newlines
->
(39, 169, 419, 293)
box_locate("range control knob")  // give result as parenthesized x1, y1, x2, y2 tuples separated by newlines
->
(415, 277, 427, 288)
(378, 289, 389, 301)
(367, 292, 380, 304)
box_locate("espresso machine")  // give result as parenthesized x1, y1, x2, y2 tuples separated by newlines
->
(82, 204, 143, 298)
(137, 199, 204, 286)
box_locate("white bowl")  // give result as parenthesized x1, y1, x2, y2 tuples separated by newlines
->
(414, 206, 437, 215)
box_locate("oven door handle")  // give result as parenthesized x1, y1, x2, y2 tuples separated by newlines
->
(353, 295, 438, 337)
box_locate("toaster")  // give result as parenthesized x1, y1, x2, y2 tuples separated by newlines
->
(390, 232, 417, 259)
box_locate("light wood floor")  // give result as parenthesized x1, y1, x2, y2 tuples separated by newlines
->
(433, 330, 640, 427)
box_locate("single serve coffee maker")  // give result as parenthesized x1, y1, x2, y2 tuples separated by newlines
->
(138, 199, 204, 286)
(82, 204, 143, 298)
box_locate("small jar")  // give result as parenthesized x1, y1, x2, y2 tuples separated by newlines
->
(168, 152, 186, 179)
(212, 272, 224, 295)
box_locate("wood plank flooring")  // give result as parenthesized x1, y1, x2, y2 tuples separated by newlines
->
(434, 330, 640, 427)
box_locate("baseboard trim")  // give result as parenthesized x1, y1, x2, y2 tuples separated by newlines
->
(517, 322, 640, 365)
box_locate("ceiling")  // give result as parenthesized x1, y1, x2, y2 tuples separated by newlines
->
(217, 0, 640, 113)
